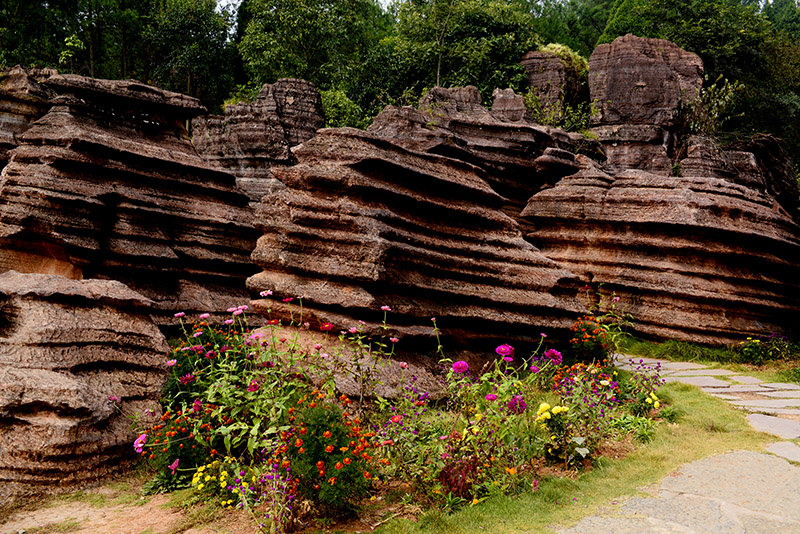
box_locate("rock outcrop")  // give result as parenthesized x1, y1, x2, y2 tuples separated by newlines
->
(247, 127, 586, 350)
(0, 271, 168, 502)
(367, 86, 599, 233)
(589, 34, 704, 174)
(0, 72, 260, 324)
(192, 79, 324, 203)
(521, 49, 585, 115)
(0, 67, 53, 170)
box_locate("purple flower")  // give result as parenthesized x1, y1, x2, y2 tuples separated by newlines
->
(530, 364, 540, 373)
(507, 395, 527, 414)
(485, 394, 497, 401)
(133, 433, 147, 453)
(544, 349, 563, 366)
(168, 458, 180, 475)
(495, 344, 514, 358)
(179, 373, 196, 385)
(452, 361, 469, 374)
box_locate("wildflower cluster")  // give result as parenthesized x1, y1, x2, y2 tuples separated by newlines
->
(736, 333, 798, 365)
(569, 315, 610, 361)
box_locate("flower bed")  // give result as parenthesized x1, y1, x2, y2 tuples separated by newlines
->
(132, 301, 667, 532)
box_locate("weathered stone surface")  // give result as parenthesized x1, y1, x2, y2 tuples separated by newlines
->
(521, 163, 800, 344)
(368, 86, 596, 235)
(592, 124, 673, 174)
(766, 441, 800, 463)
(247, 127, 586, 351)
(0, 72, 260, 324)
(747, 414, 800, 439)
(0, 66, 54, 170)
(490, 88, 528, 122)
(0, 271, 168, 502)
(521, 51, 583, 115)
(590, 34, 703, 127)
(663, 376, 731, 388)
(192, 79, 324, 203)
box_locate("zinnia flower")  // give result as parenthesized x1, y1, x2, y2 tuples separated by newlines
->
(452, 361, 469, 373)
(485, 394, 497, 401)
(199, 313, 210, 319)
(390, 337, 399, 343)
(381, 305, 391, 312)
(179, 373, 196, 385)
(133, 433, 147, 453)
(260, 290, 273, 297)
(507, 395, 527, 414)
(544, 349, 563, 365)
(174, 312, 185, 318)
(168, 458, 179, 475)
(495, 344, 514, 358)
(399, 361, 408, 369)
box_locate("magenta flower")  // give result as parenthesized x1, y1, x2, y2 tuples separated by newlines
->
(282, 297, 294, 303)
(348, 327, 358, 334)
(507, 395, 527, 414)
(390, 337, 399, 343)
(225, 319, 234, 325)
(108, 395, 121, 403)
(540, 333, 547, 338)
(503, 356, 513, 362)
(168, 458, 180, 475)
(192, 398, 203, 413)
(133, 433, 147, 453)
(485, 394, 497, 401)
(452, 361, 469, 373)
(166, 359, 177, 367)
(495, 344, 514, 358)
(199, 313, 210, 319)
(179, 373, 196, 385)
(530, 364, 540, 373)
(247, 380, 260, 392)
(544, 349, 563, 366)
(381, 305, 391, 312)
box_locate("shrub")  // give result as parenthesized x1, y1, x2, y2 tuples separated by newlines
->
(569, 315, 610, 361)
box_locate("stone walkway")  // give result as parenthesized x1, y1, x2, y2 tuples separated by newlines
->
(557, 355, 800, 534)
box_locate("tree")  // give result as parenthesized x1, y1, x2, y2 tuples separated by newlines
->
(147, 0, 236, 110)
(392, 0, 539, 103)
(528, 0, 614, 58)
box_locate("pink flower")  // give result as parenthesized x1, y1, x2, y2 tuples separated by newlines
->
(227, 307, 237, 313)
(199, 313, 210, 319)
(431, 317, 436, 322)
(530, 364, 540, 373)
(452, 361, 469, 373)
(540, 333, 547, 338)
(485, 394, 497, 401)
(503, 356, 513, 362)
(168, 458, 180, 475)
(544, 349, 563, 366)
(314, 343, 322, 351)
(174, 312, 185, 318)
(225, 319, 234, 325)
(390, 415, 402, 423)
(192, 398, 203, 413)
(260, 290, 273, 297)
(282, 297, 294, 303)
(495, 344, 514, 358)
(166, 359, 177, 367)
(390, 337, 399, 343)
(192, 331, 202, 337)
(613, 296, 620, 302)
(247, 380, 260, 392)
(348, 327, 358, 334)
(233, 309, 243, 316)
(108, 395, 121, 403)
(381, 306, 391, 312)
(399, 362, 408, 369)
(320, 323, 334, 331)
(179, 373, 196, 385)
(133, 433, 147, 453)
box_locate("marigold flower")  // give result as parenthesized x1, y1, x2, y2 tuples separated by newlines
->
(363, 471, 371, 479)
(294, 439, 303, 447)
(323, 431, 332, 438)
(325, 445, 334, 453)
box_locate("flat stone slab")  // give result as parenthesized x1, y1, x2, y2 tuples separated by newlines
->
(707, 392, 743, 401)
(664, 375, 730, 387)
(733, 399, 800, 409)
(728, 375, 764, 384)
(703, 384, 774, 393)
(747, 414, 800, 439)
(557, 450, 800, 533)
(763, 383, 800, 391)
(763, 390, 800, 398)
(658, 361, 709, 371)
(668, 368, 737, 377)
(766, 441, 800, 463)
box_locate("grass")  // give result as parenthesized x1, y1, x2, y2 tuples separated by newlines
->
(378, 381, 772, 534)
(23, 518, 82, 533)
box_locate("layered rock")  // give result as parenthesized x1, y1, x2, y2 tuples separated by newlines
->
(192, 79, 324, 203)
(247, 128, 586, 350)
(589, 35, 704, 174)
(0, 66, 53, 170)
(0, 72, 260, 323)
(368, 86, 600, 233)
(0, 271, 168, 502)
(521, 49, 585, 115)
(521, 157, 800, 344)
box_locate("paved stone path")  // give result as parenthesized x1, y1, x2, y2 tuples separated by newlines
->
(556, 355, 800, 534)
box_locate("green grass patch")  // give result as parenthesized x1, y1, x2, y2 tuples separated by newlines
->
(23, 517, 82, 533)
(378, 382, 771, 534)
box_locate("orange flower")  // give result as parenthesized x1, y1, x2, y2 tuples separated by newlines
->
(325, 445, 334, 453)
(323, 431, 332, 439)
(343, 457, 351, 465)
(363, 471, 371, 479)
(294, 438, 303, 447)
(335, 462, 344, 470)
(299, 427, 307, 435)
(298, 447, 306, 454)
(328, 477, 337, 485)
(316, 461, 325, 469)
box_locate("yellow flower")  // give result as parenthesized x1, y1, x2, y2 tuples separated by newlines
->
(197, 483, 204, 490)
(654, 401, 661, 409)
(537, 402, 551, 414)
(472, 498, 479, 505)
(646, 398, 653, 404)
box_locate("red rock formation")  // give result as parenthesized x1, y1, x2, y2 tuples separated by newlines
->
(247, 128, 586, 350)
(0, 72, 259, 323)
(521, 157, 800, 344)
(0, 271, 168, 502)
(0, 67, 53, 170)
(521, 50, 584, 115)
(192, 79, 324, 203)
(589, 35, 704, 175)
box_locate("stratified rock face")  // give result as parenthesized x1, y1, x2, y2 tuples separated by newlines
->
(368, 86, 596, 233)
(0, 271, 169, 502)
(0, 72, 260, 323)
(247, 128, 586, 350)
(521, 158, 800, 344)
(521, 50, 585, 115)
(589, 34, 703, 127)
(589, 35, 703, 175)
(0, 66, 54, 170)
(192, 79, 324, 203)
